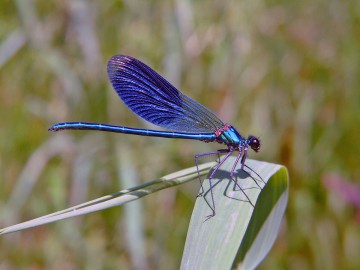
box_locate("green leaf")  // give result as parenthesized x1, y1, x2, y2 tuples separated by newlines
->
(1, 157, 288, 270)
(181, 158, 288, 270)
(0, 162, 214, 235)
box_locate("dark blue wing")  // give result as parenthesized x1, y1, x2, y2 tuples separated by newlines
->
(107, 55, 224, 133)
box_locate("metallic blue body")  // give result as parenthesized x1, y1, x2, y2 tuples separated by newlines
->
(216, 126, 243, 146)
(49, 55, 261, 219)
(49, 55, 245, 146)
(51, 122, 217, 142)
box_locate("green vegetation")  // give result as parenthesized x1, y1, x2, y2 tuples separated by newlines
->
(0, 0, 359, 269)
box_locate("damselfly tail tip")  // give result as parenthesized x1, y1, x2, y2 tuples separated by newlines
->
(48, 124, 59, 132)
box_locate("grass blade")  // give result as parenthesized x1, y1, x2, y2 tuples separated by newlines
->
(181, 158, 288, 270)
(0, 162, 214, 235)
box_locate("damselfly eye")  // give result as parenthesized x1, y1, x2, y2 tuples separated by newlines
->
(248, 135, 260, 152)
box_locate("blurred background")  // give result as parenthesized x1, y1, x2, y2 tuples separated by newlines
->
(1, 0, 359, 269)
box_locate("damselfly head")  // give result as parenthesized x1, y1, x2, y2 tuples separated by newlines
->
(248, 135, 260, 152)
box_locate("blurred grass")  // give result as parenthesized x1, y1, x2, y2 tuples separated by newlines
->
(0, 0, 359, 269)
